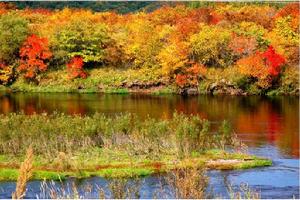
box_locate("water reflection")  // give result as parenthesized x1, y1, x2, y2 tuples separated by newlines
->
(0, 92, 298, 158)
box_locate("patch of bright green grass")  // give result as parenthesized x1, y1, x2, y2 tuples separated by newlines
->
(0, 169, 19, 181)
(92, 168, 154, 178)
(32, 170, 67, 181)
(234, 159, 272, 169)
(0, 169, 67, 181)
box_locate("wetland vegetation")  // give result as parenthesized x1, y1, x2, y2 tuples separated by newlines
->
(0, 113, 271, 181)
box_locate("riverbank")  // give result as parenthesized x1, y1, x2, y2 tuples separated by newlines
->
(0, 113, 271, 181)
(2, 66, 299, 96)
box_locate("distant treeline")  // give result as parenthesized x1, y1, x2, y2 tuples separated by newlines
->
(7, 1, 290, 13)
(8, 1, 174, 13)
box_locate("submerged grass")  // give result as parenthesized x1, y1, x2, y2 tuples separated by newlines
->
(0, 113, 271, 180)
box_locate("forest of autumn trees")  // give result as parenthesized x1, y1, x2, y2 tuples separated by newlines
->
(0, 2, 299, 94)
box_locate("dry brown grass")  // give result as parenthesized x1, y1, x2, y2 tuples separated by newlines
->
(166, 166, 208, 199)
(12, 146, 34, 199)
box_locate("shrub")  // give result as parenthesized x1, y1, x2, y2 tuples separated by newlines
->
(158, 40, 189, 77)
(267, 16, 299, 66)
(216, 5, 276, 28)
(148, 5, 189, 26)
(18, 34, 52, 81)
(0, 13, 29, 64)
(0, 63, 14, 85)
(54, 18, 110, 63)
(0, 2, 16, 15)
(228, 34, 258, 58)
(189, 26, 232, 67)
(237, 46, 286, 89)
(280, 66, 299, 94)
(175, 63, 206, 88)
(232, 21, 269, 48)
(122, 18, 164, 69)
(262, 46, 286, 76)
(66, 56, 87, 79)
(274, 3, 299, 32)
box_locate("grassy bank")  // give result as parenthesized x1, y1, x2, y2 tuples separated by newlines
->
(0, 151, 271, 181)
(4, 66, 298, 96)
(0, 113, 271, 181)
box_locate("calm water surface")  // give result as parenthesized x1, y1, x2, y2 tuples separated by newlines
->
(0, 92, 299, 198)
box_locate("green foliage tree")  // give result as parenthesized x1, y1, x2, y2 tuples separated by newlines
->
(189, 25, 232, 67)
(54, 18, 110, 63)
(0, 13, 29, 64)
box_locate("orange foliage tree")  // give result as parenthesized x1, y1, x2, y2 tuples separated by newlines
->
(0, 2, 15, 15)
(66, 56, 87, 79)
(274, 3, 299, 31)
(237, 46, 286, 88)
(18, 34, 52, 81)
(229, 34, 258, 58)
(175, 63, 206, 88)
(0, 63, 13, 85)
(216, 5, 276, 29)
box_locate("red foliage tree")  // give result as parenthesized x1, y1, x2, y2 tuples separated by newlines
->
(66, 56, 87, 79)
(209, 11, 222, 25)
(18, 34, 52, 80)
(262, 46, 286, 76)
(237, 45, 286, 85)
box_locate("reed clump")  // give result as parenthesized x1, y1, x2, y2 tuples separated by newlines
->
(167, 167, 208, 199)
(227, 183, 261, 199)
(0, 112, 238, 162)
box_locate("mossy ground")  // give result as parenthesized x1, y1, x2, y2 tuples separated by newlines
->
(0, 149, 271, 181)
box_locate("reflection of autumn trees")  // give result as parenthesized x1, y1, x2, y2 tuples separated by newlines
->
(236, 98, 299, 157)
(174, 96, 208, 119)
(0, 95, 11, 113)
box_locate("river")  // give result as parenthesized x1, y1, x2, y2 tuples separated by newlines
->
(0, 92, 299, 198)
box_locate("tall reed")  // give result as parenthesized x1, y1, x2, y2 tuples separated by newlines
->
(12, 146, 34, 199)
(0, 112, 238, 162)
